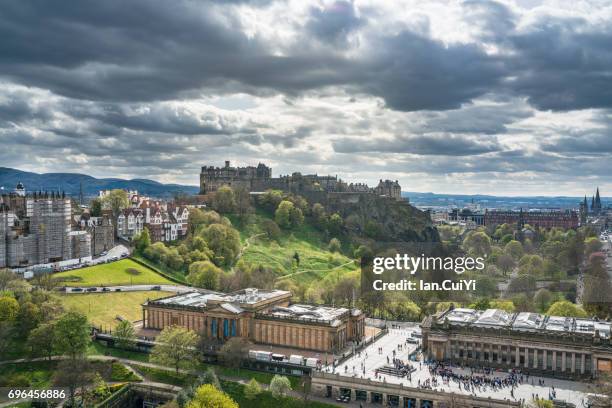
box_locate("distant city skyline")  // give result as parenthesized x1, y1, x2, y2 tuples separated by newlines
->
(1, 1, 611, 196)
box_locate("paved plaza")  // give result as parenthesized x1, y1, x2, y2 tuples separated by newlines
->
(323, 326, 597, 407)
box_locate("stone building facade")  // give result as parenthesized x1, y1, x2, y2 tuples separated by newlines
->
(142, 288, 365, 353)
(199, 161, 403, 201)
(484, 209, 579, 229)
(421, 307, 612, 378)
(0, 185, 92, 267)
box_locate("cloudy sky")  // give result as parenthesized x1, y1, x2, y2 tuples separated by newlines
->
(0, 0, 611, 196)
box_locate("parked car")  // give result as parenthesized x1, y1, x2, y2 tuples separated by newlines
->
(86, 287, 97, 292)
(101, 287, 111, 292)
(151, 285, 161, 291)
(72, 287, 83, 292)
(114, 288, 122, 292)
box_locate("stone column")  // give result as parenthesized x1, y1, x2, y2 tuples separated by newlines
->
(489, 344, 493, 364)
(581, 354, 585, 375)
(142, 309, 146, 328)
(524, 347, 529, 368)
(552, 351, 557, 371)
(571, 353, 576, 374)
(543, 349, 547, 371)
(497, 344, 502, 364)
(351, 389, 356, 402)
(561, 351, 566, 372)
(533, 349, 539, 369)
(515, 346, 520, 367)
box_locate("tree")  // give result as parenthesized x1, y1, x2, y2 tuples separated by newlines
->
(533, 289, 553, 313)
(504, 240, 524, 260)
(53, 311, 90, 360)
(234, 186, 251, 219)
(274, 200, 303, 229)
(201, 223, 241, 267)
(311, 203, 327, 230)
(470, 298, 491, 310)
(244, 378, 262, 400)
(584, 237, 602, 258)
(507, 274, 536, 293)
(257, 190, 283, 213)
(328, 238, 341, 253)
(102, 189, 129, 218)
(27, 322, 56, 360)
(489, 300, 515, 313)
(135, 227, 151, 253)
(187, 261, 223, 290)
(151, 326, 198, 373)
(0, 296, 19, 321)
(463, 231, 492, 257)
(114, 320, 136, 349)
(213, 186, 237, 214)
(327, 213, 343, 237)
(0, 269, 18, 291)
(90, 198, 103, 217)
(218, 337, 250, 369)
(496, 253, 515, 275)
(261, 219, 281, 242)
(546, 300, 587, 318)
(17, 301, 41, 335)
(53, 357, 93, 407)
(186, 384, 238, 408)
(269, 375, 292, 399)
(518, 254, 545, 276)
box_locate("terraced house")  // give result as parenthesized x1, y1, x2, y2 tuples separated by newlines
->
(143, 288, 365, 352)
(421, 306, 612, 378)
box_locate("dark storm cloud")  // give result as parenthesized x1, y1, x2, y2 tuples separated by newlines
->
(333, 134, 501, 156)
(306, 1, 363, 47)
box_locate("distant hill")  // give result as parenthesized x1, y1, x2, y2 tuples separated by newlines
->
(403, 191, 610, 210)
(0, 167, 199, 199)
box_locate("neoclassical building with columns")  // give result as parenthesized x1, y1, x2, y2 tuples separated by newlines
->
(421, 307, 612, 378)
(142, 288, 365, 353)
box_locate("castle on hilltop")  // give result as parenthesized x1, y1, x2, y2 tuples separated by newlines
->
(199, 161, 402, 200)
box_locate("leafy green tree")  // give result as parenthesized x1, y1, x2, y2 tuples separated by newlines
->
(275, 200, 294, 229)
(187, 261, 223, 290)
(90, 198, 103, 217)
(218, 337, 250, 369)
(201, 223, 241, 267)
(463, 231, 492, 257)
(151, 326, 198, 373)
(213, 186, 236, 214)
(518, 254, 545, 276)
(0, 296, 19, 321)
(186, 384, 238, 408)
(234, 186, 251, 218)
(17, 301, 41, 335)
(507, 275, 536, 293)
(261, 219, 281, 241)
(135, 227, 151, 253)
(257, 190, 283, 212)
(311, 203, 327, 230)
(327, 213, 343, 236)
(269, 375, 292, 399)
(469, 298, 491, 310)
(533, 289, 553, 313)
(546, 300, 587, 318)
(102, 189, 129, 218)
(584, 237, 602, 258)
(504, 240, 524, 260)
(244, 378, 262, 400)
(328, 238, 341, 253)
(53, 311, 90, 360)
(114, 320, 136, 349)
(489, 299, 515, 313)
(289, 205, 304, 227)
(27, 322, 56, 360)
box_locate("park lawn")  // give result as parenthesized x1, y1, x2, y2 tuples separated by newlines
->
(59, 291, 174, 329)
(53, 259, 173, 287)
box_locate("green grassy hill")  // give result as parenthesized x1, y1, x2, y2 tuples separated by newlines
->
(231, 211, 359, 285)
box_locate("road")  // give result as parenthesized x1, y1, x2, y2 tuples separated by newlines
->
(65, 283, 193, 294)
